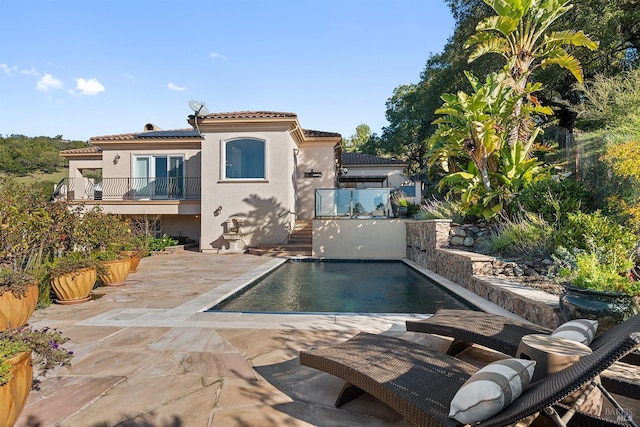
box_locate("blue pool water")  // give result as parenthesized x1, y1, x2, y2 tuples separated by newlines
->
(210, 260, 476, 313)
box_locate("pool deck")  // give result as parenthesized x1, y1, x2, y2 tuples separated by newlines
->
(17, 251, 637, 426)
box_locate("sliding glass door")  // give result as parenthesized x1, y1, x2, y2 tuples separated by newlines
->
(134, 155, 184, 199)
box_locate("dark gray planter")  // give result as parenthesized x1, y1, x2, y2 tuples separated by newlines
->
(559, 285, 639, 333)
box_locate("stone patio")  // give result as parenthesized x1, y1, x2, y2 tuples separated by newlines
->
(17, 252, 638, 426)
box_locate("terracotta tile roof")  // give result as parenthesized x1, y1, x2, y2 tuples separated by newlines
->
(303, 129, 342, 138)
(90, 132, 138, 142)
(342, 152, 406, 166)
(198, 111, 298, 119)
(90, 129, 200, 142)
(59, 146, 102, 155)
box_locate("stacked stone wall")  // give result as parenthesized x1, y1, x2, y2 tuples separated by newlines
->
(406, 220, 561, 328)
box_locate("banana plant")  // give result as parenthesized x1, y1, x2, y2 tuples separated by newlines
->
(430, 70, 516, 194)
(465, 0, 599, 147)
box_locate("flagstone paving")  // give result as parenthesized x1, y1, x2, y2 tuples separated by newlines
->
(17, 251, 639, 426)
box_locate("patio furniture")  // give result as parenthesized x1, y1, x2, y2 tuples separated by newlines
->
(406, 309, 640, 399)
(300, 329, 640, 427)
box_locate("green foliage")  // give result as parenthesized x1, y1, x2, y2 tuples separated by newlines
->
(577, 69, 640, 140)
(555, 248, 639, 295)
(0, 269, 35, 298)
(47, 253, 104, 279)
(147, 235, 178, 252)
(559, 211, 637, 266)
(414, 197, 467, 223)
(0, 134, 89, 176)
(518, 177, 594, 225)
(342, 124, 373, 153)
(0, 326, 73, 385)
(477, 213, 555, 260)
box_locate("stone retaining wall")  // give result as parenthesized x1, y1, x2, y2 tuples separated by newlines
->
(406, 220, 562, 328)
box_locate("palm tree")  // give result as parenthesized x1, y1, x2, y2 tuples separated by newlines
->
(465, 0, 598, 147)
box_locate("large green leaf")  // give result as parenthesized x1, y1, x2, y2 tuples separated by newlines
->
(476, 15, 519, 37)
(544, 30, 599, 50)
(541, 53, 583, 82)
(467, 39, 510, 63)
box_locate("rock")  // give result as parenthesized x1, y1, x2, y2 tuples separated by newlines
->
(463, 236, 475, 247)
(450, 227, 467, 237)
(514, 266, 525, 276)
(450, 235, 465, 246)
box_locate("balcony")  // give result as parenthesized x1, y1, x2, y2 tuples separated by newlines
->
(55, 177, 201, 201)
(315, 188, 392, 218)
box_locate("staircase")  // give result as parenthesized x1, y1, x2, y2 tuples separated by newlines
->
(247, 220, 312, 257)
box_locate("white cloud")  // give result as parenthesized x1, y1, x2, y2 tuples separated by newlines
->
(1, 63, 18, 75)
(20, 67, 39, 76)
(210, 52, 227, 61)
(168, 82, 186, 91)
(37, 74, 64, 91)
(75, 78, 105, 95)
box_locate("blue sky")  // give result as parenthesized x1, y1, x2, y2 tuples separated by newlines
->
(0, 1, 454, 142)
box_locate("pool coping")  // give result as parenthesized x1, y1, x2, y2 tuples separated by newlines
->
(76, 257, 522, 331)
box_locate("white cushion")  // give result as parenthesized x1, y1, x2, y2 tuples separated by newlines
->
(449, 358, 536, 424)
(551, 319, 598, 345)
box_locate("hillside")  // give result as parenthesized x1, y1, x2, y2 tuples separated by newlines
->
(0, 134, 90, 176)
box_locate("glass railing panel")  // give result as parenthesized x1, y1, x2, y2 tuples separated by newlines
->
(314, 188, 390, 218)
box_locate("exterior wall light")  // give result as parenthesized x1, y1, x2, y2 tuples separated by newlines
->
(113, 154, 121, 164)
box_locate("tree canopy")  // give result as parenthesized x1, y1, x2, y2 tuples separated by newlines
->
(0, 135, 89, 176)
(368, 0, 637, 180)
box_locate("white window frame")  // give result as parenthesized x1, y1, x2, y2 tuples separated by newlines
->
(220, 137, 268, 181)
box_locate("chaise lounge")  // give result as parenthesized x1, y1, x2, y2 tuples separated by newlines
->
(300, 327, 640, 426)
(406, 310, 640, 398)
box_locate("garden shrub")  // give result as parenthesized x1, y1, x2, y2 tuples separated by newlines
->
(147, 235, 178, 252)
(476, 213, 555, 260)
(518, 178, 594, 225)
(554, 248, 639, 295)
(414, 197, 467, 224)
(559, 211, 637, 266)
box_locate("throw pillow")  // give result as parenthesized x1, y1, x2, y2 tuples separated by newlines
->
(551, 319, 598, 345)
(449, 358, 536, 424)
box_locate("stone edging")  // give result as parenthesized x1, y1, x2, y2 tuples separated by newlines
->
(406, 220, 562, 328)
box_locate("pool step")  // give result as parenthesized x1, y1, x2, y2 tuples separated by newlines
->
(247, 244, 311, 257)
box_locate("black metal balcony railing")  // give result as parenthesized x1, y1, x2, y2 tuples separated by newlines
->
(56, 177, 201, 201)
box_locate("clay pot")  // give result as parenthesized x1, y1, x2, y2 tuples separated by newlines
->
(120, 251, 140, 273)
(100, 258, 130, 286)
(51, 268, 97, 304)
(0, 351, 33, 427)
(0, 284, 38, 330)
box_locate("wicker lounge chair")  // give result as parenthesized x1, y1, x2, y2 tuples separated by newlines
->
(405, 310, 640, 398)
(300, 328, 640, 427)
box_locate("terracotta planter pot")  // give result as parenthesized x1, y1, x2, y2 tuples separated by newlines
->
(51, 268, 97, 304)
(0, 351, 33, 427)
(100, 258, 130, 286)
(0, 284, 38, 330)
(120, 251, 140, 273)
(559, 285, 640, 333)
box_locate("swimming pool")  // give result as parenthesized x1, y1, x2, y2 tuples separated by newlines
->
(209, 260, 477, 313)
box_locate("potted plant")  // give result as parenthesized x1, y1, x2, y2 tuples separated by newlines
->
(48, 255, 102, 304)
(93, 247, 130, 287)
(556, 249, 640, 332)
(0, 270, 38, 330)
(1, 326, 73, 427)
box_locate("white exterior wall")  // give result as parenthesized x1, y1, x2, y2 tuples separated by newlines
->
(313, 219, 407, 259)
(296, 143, 337, 219)
(199, 129, 296, 251)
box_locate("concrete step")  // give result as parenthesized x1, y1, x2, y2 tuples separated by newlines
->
(247, 242, 312, 257)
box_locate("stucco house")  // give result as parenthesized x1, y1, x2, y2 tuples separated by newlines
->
(58, 111, 416, 255)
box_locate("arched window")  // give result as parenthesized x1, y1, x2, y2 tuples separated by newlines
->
(224, 138, 265, 179)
